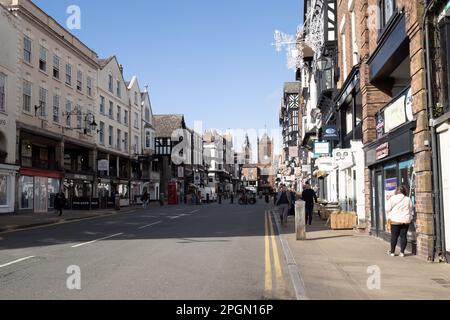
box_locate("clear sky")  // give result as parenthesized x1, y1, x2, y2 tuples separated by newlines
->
(34, 0, 301, 141)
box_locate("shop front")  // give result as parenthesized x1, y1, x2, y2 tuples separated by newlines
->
(0, 164, 18, 214)
(63, 173, 94, 210)
(366, 121, 416, 252)
(112, 180, 130, 207)
(18, 168, 63, 213)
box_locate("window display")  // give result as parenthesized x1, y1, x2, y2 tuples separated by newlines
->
(20, 176, 34, 209)
(0, 174, 7, 206)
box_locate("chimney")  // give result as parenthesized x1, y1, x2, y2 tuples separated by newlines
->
(119, 64, 124, 75)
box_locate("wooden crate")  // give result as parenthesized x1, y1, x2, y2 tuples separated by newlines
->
(330, 212, 357, 230)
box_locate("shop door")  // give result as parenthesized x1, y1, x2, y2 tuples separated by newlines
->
(373, 171, 385, 237)
(439, 132, 450, 257)
(34, 177, 48, 213)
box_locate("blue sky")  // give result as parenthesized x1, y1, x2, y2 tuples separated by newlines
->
(34, 0, 301, 137)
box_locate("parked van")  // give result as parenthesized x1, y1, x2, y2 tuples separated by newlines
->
(200, 187, 217, 202)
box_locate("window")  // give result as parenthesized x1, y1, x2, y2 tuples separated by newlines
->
(99, 122, 105, 145)
(134, 112, 139, 128)
(124, 132, 128, 152)
(350, 2, 358, 66)
(66, 63, 72, 85)
(108, 125, 113, 146)
(100, 96, 105, 114)
(65, 100, 72, 127)
(340, 18, 348, 79)
(134, 135, 139, 154)
(53, 94, 60, 123)
(378, 0, 396, 29)
(108, 101, 114, 119)
(39, 46, 47, 72)
(53, 55, 60, 79)
(117, 106, 121, 123)
(39, 87, 48, 117)
(108, 75, 113, 93)
(117, 129, 121, 151)
(124, 110, 128, 126)
(76, 106, 82, 129)
(346, 109, 353, 135)
(23, 36, 32, 63)
(134, 92, 138, 105)
(19, 176, 34, 209)
(87, 77, 92, 96)
(116, 80, 121, 97)
(145, 129, 152, 149)
(0, 174, 8, 206)
(77, 70, 82, 91)
(0, 73, 6, 112)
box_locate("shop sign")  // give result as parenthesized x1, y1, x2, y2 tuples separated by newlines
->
(66, 173, 93, 181)
(314, 142, 330, 156)
(376, 143, 390, 160)
(194, 173, 201, 185)
(333, 149, 353, 170)
(323, 125, 339, 141)
(98, 160, 109, 171)
(405, 88, 414, 121)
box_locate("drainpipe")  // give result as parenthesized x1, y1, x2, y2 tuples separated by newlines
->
(423, 0, 445, 262)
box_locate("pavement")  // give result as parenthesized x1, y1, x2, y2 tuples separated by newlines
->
(272, 208, 450, 300)
(0, 202, 296, 300)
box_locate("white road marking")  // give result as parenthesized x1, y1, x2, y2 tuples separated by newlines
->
(138, 221, 163, 230)
(189, 209, 200, 214)
(71, 233, 124, 248)
(169, 215, 182, 220)
(0, 256, 36, 268)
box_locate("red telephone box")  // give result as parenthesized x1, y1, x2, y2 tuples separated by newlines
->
(168, 182, 178, 205)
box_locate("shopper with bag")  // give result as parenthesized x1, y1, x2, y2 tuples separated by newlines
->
(386, 185, 413, 257)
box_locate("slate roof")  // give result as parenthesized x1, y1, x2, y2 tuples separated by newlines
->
(154, 115, 186, 138)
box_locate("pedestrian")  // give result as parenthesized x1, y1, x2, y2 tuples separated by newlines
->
(141, 191, 149, 209)
(301, 183, 318, 226)
(230, 192, 234, 204)
(55, 189, 66, 217)
(386, 185, 413, 257)
(275, 185, 294, 225)
(288, 188, 297, 216)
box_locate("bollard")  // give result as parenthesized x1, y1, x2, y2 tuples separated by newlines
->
(295, 200, 306, 240)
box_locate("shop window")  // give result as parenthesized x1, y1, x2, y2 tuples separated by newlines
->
(0, 174, 7, 206)
(48, 178, 60, 209)
(19, 176, 34, 209)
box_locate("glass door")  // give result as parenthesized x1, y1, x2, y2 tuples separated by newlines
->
(374, 170, 385, 236)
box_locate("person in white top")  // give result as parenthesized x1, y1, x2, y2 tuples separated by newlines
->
(386, 185, 413, 257)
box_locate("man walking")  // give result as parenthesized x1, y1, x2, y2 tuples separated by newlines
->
(301, 183, 318, 225)
(275, 185, 294, 225)
(55, 189, 66, 217)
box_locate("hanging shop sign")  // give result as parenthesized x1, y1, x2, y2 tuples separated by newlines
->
(323, 125, 339, 141)
(376, 142, 390, 160)
(380, 87, 414, 136)
(333, 149, 354, 170)
(314, 141, 331, 156)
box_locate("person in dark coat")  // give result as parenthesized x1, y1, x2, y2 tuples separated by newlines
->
(301, 183, 318, 225)
(55, 190, 66, 217)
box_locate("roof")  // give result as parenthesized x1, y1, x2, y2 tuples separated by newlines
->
(97, 56, 115, 68)
(154, 115, 186, 138)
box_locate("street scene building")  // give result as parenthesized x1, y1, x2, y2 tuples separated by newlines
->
(3, 0, 450, 303)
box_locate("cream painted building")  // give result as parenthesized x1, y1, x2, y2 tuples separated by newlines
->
(96, 56, 133, 207)
(0, 4, 20, 213)
(1, 0, 99, 213)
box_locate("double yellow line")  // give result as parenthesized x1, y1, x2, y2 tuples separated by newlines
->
(264, 211, 286, 298)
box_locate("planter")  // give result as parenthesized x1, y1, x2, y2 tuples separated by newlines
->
(330, 211, 357, 230)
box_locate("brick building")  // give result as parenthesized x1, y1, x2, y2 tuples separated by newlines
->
(292, 0, 439, 260)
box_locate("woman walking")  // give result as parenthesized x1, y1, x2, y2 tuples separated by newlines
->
(386, 186, 413, 257)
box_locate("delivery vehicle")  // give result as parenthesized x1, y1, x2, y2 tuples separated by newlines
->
(199, 187, 217, 202)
